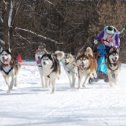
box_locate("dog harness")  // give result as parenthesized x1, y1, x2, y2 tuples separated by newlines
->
(64, 62, 77, 74)
(0, 66, 13, 75)
(107, 62, 119, 71)
(107, 61, 120, 78)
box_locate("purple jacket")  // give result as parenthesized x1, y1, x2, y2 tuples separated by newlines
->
(96, 30, 120, 48)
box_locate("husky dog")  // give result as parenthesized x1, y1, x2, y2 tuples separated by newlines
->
(40, 51, 64, 93)
(0, 49, 21, 93)
(107, 47, 120, 87)
(61, 53, 78, 88)
(77, 47, 97, 88)
(35, 47, 48, 88)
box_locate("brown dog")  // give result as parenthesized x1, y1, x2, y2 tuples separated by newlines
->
(77, 47, 97, 88)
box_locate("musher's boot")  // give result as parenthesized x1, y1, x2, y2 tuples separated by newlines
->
(88, 77, 94, 84)
(103, 74, 109, 82)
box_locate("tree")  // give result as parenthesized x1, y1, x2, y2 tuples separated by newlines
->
(0, 0, 126, 60)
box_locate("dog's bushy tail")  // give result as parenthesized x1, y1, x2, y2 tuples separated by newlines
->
(55, 51, 65, 61)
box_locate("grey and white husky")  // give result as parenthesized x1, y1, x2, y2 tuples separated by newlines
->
(0, 49, 21, 93)
(40, 51, 64, 93)
(35, 47, 48, 88)
(107, 47, 120, 87)
(61, 53, 78, 88)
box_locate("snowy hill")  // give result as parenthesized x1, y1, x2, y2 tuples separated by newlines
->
(0, 61, 126, 126)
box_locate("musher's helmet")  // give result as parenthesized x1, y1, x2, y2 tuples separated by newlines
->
(105, 26, 116, 35)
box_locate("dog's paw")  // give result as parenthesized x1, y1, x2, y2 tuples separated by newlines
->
(7, 90, 11, 94)
(82, 84, 87, 88)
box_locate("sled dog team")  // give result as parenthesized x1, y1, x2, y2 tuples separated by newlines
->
(0, 45, 120, 93)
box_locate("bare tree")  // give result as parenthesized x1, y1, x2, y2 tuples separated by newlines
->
(1, 0, 126, 60)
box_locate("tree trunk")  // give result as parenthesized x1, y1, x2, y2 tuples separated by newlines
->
(2, 0, 9, 49)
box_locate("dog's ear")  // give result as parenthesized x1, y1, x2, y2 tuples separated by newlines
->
(4, 48, 11, 54)
(116, 48, 120, 54)
(76, 52, 84, 60)
(85, 47, 93, 57)
(55, 51, 65, 61)
(109, 48, 114, 53)
(10, 59, 14, 66)
(0, 47, 3, 54)
(87, 54, 94, 59)
(43, 48, 48, 54)
(69, 53, 73, 57)
(50, 53, 55, 63)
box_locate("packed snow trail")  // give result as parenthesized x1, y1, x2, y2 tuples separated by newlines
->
(0, 62, 126, 126)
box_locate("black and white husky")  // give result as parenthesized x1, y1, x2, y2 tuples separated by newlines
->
(61, 53, 78, 88)
(107, 47, 120, 87)
(35, 48, 48, 88)
(40, 51, 64, 93)
(0, 49, 21, 93)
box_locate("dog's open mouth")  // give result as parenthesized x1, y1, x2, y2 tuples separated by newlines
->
(112, 58, 117, 63)
(65, 62, 69, 65)
(79, 64, 85, 69)
(2, 58, 9, 64)
(36, 59, 41, 64)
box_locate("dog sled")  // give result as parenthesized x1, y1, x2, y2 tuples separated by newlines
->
(95, 43, 108, 82)
(93, 27, 125, 84)
(92, 40, 120, 85)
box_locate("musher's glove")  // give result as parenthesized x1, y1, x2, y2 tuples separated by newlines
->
(94, 40, 98, 44)
(109, 42, 114, 47)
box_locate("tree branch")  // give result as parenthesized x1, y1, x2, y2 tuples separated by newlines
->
(15, 27, 63, 44)
(14, 32, 31, 44)
(3, 0, 8, 6)
(12, 0, 23, 26)
(44, 0, 64, 19)
(0, 39, 5, 44)
(119, 28, 125, 34)
(0, 16, 3, 23)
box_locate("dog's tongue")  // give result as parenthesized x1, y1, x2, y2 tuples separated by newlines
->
(3, 59, 8, 63)
(79, 64, 84, 69)
(82, 65, 84, 68)
(112, 59, 117, 63)
(37, 60, 40, 64)
(3, 60, 9, 65)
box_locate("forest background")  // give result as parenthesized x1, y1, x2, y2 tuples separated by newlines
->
(0, 0, 126, 61)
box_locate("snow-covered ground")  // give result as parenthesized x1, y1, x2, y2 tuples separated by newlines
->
(0, 61, 126, 126)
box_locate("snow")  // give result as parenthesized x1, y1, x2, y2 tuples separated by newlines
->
(0, 61, 126, 126)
